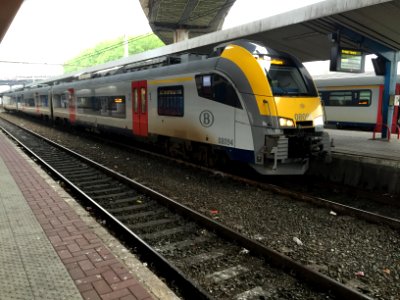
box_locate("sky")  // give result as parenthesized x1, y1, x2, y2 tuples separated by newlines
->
(0, 0, 327, 81)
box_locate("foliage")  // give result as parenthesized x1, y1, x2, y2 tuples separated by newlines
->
(64, 34, 164, 73)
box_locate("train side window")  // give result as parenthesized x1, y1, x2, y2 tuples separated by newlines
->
(157, 85, 184, 117)
(141, 87, 146, 113)
(61, 94, 68, 108)
(324, 90, 371, 107)
(133, 88, 138, 113)
(197, 75, 213, 99)
(100, 96, 109, 115)
(97, 95, 126, 118)
(195, 74, 242, 109)
(358, 90, 371, 106)
(27, 98, 35, 107)
(76, 96, 99, 115)
(109, 96, 126, 118)
(328, 91, 352, 106)
(53, 94, 61, 108)
(40, 95, 48, 107)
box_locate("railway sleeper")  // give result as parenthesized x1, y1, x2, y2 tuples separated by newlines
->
(140, 226, 192, 241)
(86, 186, 128, 196)
(42, 156, 78, 168)
(155, 236, 209, 253)
(91, 191, 135, 200)
(82, 182, 119, 191)
(51, 164, 88, 171)
(75, 177, 111, 185)
(107, 202, 155, 213)
(60, 169, 98, 176)
(115, 208, 167, 221)
(66, 173, 105, 181)
(205, 264, 249, 284)
(128, 218, 179, 231)
(174, 251, 225, 267)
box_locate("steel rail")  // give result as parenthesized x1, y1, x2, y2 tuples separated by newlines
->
(0, 123, 212, 300)
(86, 129, 400, 231)
(0, 118, 373, 300)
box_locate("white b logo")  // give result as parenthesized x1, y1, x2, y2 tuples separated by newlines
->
(199, 110, 214, 127)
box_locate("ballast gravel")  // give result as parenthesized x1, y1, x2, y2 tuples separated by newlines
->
(2, 112, 399, 300)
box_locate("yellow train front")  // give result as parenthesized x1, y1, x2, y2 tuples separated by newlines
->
(219, 40, 331, 174)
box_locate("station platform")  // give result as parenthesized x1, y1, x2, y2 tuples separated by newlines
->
(327, 129, 400, 162)
(0, 131, 178, 300)
(309, 129, 400, 195)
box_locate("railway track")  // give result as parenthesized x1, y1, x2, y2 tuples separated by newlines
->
(92, 131, 400, 229)
(46, 117, 400, 230)
(0, 118, 373, 299)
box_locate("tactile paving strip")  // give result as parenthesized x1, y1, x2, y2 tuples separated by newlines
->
(0, 156, 83, 300)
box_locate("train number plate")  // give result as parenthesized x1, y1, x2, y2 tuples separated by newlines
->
(218, 137, 234, 146)
(295, 113, 310, 121)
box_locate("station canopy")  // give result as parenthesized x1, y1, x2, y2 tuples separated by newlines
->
(0, 0, 23, 43)
(139, 0, 236, 44)
(142, 0, 400, 62)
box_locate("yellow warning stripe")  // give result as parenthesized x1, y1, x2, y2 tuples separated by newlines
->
(148, 77, 192, 85)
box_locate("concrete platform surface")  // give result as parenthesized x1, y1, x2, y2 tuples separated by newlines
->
(327, 129, 400, 162)
(0, 132, 179, 300)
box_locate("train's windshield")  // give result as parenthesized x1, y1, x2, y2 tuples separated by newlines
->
(257, 56, 311, 97)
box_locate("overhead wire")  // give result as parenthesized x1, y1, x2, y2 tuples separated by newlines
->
(66, 33, 154, 65)
(1, 1, 236, 69)
(0, 32, 156, 68)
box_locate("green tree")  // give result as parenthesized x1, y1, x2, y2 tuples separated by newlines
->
(64, 33, 164, 73)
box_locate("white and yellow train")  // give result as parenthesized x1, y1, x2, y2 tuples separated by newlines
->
(2, 40, 331, 175)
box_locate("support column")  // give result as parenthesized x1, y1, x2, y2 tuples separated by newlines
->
(173, 29, 189, 43)
(381, 52, 399, 138)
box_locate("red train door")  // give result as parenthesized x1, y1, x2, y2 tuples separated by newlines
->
(132, 80, 148, 137)
(68, 88, 76, 124)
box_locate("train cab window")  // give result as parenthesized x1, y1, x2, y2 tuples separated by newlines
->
(268, 67, 308, 96)
(321, 90, 371, 107)
(257, 56, 316, 97)
(157, 85, 184, 116)
(140, 87, 146, 113)
(195, 74, 242, 109)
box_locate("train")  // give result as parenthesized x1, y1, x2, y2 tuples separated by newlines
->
(315, 73, 400, 132)
(1, 39, 331, 175)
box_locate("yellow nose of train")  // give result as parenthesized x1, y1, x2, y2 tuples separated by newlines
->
(219, 40, 330, 174)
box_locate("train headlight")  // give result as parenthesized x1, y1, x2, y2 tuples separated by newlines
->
(314, 115, 324, 131)
(279, 117, 295, 128)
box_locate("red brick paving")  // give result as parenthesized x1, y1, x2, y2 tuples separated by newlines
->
(0, 136, 154, 300)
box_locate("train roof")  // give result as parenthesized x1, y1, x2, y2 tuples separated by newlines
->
(314, 72, 400, 87)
